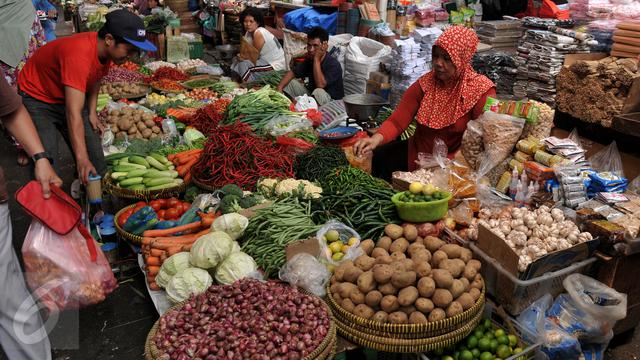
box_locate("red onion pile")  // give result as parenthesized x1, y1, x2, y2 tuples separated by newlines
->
(154, 279, 331, 360)
(102, 67, 146, 84)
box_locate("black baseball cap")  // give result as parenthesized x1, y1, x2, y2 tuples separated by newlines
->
(103, 9, 157, 52)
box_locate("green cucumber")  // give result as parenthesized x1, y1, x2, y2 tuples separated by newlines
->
(145, 179, 184, 191)
(118, 157, 130, 164)
(150, 153, 171, 166)
(146, 156, 167, 171)
(119, 177, 144, 186)
(129, 155, 150, 168)
(126, 169, 148, 178)
(127, 184, 146, 190)
(143, 177, 174, 187)
(110, 172, 128, 180)
(114, 164, 145, 172)
(143, 169, 178, 178)
(105, 153, 129, 162)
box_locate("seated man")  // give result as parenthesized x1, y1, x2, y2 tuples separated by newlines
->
(277, 26, 344, 106)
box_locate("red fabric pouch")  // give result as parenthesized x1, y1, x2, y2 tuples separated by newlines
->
(15, 180, 81, 235)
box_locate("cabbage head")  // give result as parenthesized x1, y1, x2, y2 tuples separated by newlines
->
(156, 252, 191, 289)
(183, 127, 205, 147)
(211, 213, 249, 240)
(189, 231, 234, 269)
(214, 252, 258, 285)
(166, 268, 212, 304)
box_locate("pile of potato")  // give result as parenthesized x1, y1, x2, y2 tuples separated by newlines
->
(330, 224, 483, 325)
(105, 107, 162, 141)
(100, 82, 149, 99)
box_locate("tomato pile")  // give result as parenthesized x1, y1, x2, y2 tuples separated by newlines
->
(117, 197, 192, 227)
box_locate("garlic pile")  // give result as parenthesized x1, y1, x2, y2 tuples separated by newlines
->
(467, 206, 593, 272)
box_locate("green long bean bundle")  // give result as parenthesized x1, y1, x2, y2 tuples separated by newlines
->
(241, 199, 321, 277)
(223, 85, 295, 131)
(294, 146, 349, 182)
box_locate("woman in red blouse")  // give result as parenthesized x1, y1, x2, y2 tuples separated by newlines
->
(354, 26, 496, 180)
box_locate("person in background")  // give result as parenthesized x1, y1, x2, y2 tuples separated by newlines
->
(231, 7, 285, 83)
(133, 0, 149, 15)
(0, 0, 48, 166)
(32, 0, 57, 42)
(17, 9, 157, 184)
(353, 26, 496, 181)
(277, 26, 344, 106)
(0, 74, 61, 360)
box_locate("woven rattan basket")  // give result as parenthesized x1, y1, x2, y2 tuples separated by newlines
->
(114, 205, 144, 245)
(145, 292, 336, 360)
(105, 175, 187, 201)
(191, 176, 216, 192)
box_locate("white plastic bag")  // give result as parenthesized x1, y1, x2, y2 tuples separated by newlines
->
(265, 114, 312, 137)
(316, 220, 362, 266)
(344, 37, 392, 95)
(564, 273, 627, 325)
(294, 95, 318, 111)
(279, 253, 331, 297)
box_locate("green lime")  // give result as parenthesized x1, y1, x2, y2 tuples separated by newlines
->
(454, 351, 460, 360)
(325, 230, 340, 242)
(478, 338, 491, 352)
(467, 336, 478, 349)
(496, 345, 512, 359)
(459, 346, 468, 352)
(471, 348, 480, 358)
(443, 356, 455, 360)
(508, 335, 518, 347)
(479, 352, 494, 360)
(434, 348, 444, 356)
(460, 350, 473, 360)
(485, 331, 494, 339)
(494, 329, 506, 338)
(474, 329, 484, 339)
(497, 335, 509, 346)
(483, 319, 492, 329)
(490, 339, 498, 353)
(513, 347, 523, 355)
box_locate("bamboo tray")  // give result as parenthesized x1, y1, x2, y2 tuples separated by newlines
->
(114, 204, 143, 245)
(105, 175, 186, 201)
(145, 292, 336, 360)
(326, 284, 486, 339)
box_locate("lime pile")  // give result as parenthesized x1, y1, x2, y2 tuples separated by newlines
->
(398, 183, 449, 203)
(429, 319, 525, 360)
(323, 229, 358, 261)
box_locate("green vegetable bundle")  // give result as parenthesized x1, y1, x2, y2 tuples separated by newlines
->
(209, 81, 238, 95)
(223, 86, 295, 131)
(294, 145, 349, 182)
(247, 70, 287, 88)
(322, 166, 391, 194)
(241, 199, 320, 277)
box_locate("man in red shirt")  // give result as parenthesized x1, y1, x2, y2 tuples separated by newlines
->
(18, 9, 156, 184)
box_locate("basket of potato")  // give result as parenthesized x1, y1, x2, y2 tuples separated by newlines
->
(105, 107, 163, 141)
(326, 223, 485, 352)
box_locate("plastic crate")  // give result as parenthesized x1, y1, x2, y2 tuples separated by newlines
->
(470, 243, 596, 316)
(418, 302, 545, 360)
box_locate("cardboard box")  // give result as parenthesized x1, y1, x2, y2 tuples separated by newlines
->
(285, 237, 321, 261)
(477, 223, 598, 280)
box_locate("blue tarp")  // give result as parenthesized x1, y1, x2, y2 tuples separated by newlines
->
(283, 7, 338, 35)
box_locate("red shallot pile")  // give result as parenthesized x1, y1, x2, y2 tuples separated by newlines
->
(102, 67, 146, 84)
(153, 279, 331, 360)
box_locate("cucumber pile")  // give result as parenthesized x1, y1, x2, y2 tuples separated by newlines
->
(108, 153, 183, 191)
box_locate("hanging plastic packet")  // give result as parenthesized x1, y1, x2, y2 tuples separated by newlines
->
(483, 97, 541, 123)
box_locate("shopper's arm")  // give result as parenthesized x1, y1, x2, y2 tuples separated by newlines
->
(87, 81, 104, 134)
(2, 105, 62, 198)
(65, 86, 96, 185)
(276, 70, 296, 92)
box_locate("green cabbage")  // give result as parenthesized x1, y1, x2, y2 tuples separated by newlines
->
(166, 268, 212, 304)
(214, 252, 258, 285)
(211, 213, 249, 240)
(156, 252, 191, 289)
(183, 127, 205, 147)
(189, 231, 234, 269)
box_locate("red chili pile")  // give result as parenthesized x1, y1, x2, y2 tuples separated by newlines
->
(191, 122, 294, 190)
(154, 279, 331, 360)
(151, 66, 189, 82)
(186, 103, 225, 134)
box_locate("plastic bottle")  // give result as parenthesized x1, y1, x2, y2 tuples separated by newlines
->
(521, 170, 528, 192)
(526, 182, 535, 206)
(534, 181, 540, 193)
(509, 167, 519, 199)
(515, 183, 525, 207)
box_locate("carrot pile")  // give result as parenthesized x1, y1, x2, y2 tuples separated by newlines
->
(168, 149, 202, 184)
(166, 107, 198, 120)
(140, 212, 218, 290)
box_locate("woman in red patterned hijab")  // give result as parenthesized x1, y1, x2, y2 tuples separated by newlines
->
(354, 26, 495, 180)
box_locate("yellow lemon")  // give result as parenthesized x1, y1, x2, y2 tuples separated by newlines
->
(348, 237, 358, 246)
(422, 183, 436, 196)
(409, 182, 423, 194)
(325, 230, 340, 242)
(329, 241, 343, 253)
(332, 252, 344, 261)
(341, 244, 350, 253)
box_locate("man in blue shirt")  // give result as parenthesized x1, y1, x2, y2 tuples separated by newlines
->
(277, 26, 344, 105)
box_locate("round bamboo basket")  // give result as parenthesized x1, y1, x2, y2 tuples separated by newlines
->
(114, 204, 144, 245)
(326, 284, 486, 339)
(145, 292, 336, 360)
(334, 308, 483, 353)
(105, 175, 187, 201)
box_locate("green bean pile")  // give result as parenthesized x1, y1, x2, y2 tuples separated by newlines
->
(241, 199, 321, 277)
(294, 146, 349, 182)
(314, 166, 400, 239)
(223, 86, 293, 131)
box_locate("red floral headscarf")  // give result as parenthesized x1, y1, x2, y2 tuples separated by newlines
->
(415, 26, 495, 129)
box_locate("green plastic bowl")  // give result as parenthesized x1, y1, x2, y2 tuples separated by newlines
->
(391, 191, 452, 223)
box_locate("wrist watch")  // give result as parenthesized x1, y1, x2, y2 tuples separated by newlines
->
(32, 151, 53, 165)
